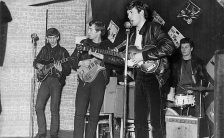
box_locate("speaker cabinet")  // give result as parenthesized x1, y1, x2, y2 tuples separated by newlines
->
(100, 77, 117, 113)
(114, 85, 135, 119)
(166, 116, 199, 138)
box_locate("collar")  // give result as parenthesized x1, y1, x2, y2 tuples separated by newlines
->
(137, 21, 148, 35)
(47, 43, 60, 50)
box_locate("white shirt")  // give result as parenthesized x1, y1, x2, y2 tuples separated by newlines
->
(134, 29, 142, 50)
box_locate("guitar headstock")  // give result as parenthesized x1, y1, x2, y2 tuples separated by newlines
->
(76, 44, 84, 51)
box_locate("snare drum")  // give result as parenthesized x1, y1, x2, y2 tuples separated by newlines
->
(175, 94, 195, 107)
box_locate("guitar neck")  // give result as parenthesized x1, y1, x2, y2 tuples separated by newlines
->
(82, 46, 122, 57)
(58, 58, 69, 64)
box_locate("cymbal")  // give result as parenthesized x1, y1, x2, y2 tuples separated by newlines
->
(186, 86, 214, 92)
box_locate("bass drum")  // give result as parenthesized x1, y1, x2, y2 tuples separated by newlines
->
(165, 108, 179, 116)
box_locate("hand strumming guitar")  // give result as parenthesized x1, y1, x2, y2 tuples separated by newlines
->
(130, 52, 143, 63)
(78, 59, 92, 67)
(36, 63, 44, 75)
(128, 52, 143, 67)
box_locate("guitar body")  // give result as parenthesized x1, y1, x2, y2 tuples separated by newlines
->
(36, 59, 54, 82)
(37, 67, 52, 82)
(127, 45, 160, 73)
(36, 57, 71, 82)
(77, 58, 105, 83)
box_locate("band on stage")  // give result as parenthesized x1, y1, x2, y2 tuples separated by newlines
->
(32, 1, 214, 138)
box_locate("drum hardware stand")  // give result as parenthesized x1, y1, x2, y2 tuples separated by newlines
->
(180, 105, 185, 116)
(199, 90, 202, 118)
(186, 106, 190, 116)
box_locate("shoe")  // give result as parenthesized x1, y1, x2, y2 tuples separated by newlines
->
(34, 133, 46, 138)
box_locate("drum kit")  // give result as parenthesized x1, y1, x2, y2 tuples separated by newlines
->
(166, 86, 214, 117)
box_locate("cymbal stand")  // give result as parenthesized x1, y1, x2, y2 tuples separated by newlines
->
(199, 90, 202, 118)
(199, 80, 203, 118)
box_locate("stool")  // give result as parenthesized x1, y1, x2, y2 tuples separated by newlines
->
(120, 119, 152, 138)
(85, 113, 114, 138)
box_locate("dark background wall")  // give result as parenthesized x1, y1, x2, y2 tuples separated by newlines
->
(91, 0, 224, 63)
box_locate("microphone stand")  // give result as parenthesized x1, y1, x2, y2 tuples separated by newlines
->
(121, 28, 130, 138)
(30, 34, 38, 138)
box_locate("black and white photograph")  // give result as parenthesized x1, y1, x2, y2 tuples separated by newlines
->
(0, 0, 223, 138)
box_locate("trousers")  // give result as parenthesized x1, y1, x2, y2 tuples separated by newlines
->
(35, 77, 62, 136)
(134, 74, 165, 138)
(73, 71, 107, 138)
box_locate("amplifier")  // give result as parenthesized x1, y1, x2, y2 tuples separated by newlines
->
(166, 116, 200, 138)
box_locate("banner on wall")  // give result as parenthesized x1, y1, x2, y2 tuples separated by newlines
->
(177, 0, 201, 24)
(152, 11, 165, 26)
(168, 26, 185, 48)
(107, 20, 119, 43)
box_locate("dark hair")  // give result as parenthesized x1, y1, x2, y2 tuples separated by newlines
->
(180, 37, 195, 48)
(126, 0, 152, 20)
(89, 20, 106, 36)
(46, 28, 60, 37)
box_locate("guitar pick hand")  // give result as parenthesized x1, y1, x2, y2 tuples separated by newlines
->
(110, 47, 118, 52)
(78, 59, 91, 67)
(131, 53, 143, 62)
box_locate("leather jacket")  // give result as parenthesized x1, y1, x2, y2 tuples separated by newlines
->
(170, 55, 210, 88)
(33, 43, 71, 86)
(129, 21, 175, 86)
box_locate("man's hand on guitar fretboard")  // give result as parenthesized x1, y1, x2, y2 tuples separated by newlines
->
(89, 49, 104, 60)
(108, 47, 118, 52)
(54, 62, 62, 72)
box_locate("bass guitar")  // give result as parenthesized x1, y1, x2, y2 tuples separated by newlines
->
(76, 44, 160, 73)
(77, 58, 105, 83)
(127, 45, 160, 73)
(36, 57, 72, 82)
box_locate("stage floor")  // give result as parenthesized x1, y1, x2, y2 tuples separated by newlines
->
(6, 129, 120, 138)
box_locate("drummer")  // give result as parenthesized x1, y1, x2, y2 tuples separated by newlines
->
(167, 37, 210, 117)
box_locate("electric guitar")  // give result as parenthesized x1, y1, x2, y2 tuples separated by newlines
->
(76, 44, 160, 73)
(36, 57, 72, 82)
(127, 45, 160, 73)
(77, 58, 106, 83)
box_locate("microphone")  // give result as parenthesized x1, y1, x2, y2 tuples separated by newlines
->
(124, 21, 132, 29)
(31, 33, 39, 42)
